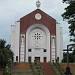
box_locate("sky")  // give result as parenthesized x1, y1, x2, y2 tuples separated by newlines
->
(0, 0, 70, 49)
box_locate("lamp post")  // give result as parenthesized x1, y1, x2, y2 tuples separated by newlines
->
(68, 44, 75, 66)
(66, 45, 72, 67)
(64, 44, 75, 75)
(64, 44, 75, 67)
(63, 44, 72, 67)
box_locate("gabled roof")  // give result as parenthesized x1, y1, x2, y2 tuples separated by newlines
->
(20, 9, 56, 21)
(20, 9, 56, 35)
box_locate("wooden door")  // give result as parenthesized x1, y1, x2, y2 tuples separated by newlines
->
(35, 57, 40, 63)
(28, 57, 31, 63)
(44, 57, 46, 62)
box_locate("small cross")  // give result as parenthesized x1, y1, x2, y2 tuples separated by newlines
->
(36, 0, 41, 9)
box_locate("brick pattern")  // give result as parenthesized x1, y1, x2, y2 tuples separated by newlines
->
(40, 63, 56, 75)
(13, 63, 30, 69)
(0, 71, 3, 75)
(20, 9, 56, 35)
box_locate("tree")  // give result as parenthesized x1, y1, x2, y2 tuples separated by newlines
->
(72, 49, 75, 62)
(62, 0, 75, 62)
(62, 0, 75, 42)
(62, 52, 67, 62)
(62, 49, 75, 63)
(0, 39, 13, 68)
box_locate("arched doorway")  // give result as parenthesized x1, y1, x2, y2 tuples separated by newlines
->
(26, 24, 50, 62)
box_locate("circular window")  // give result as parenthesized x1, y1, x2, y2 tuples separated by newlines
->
(35, 13, 42, 20)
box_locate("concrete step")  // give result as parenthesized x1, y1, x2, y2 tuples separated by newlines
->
(40, 63, 56, 75)
(12, 72, 33, 75)
(12, 68, 32, 72)
(12, 62, 30, 69)
(11, 62, 33, 75)
(12, 68, 33, 75)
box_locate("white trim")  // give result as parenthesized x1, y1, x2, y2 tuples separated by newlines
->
(56, 23, 63, 62)
(26, 24, 50, 62)
(10, 21, 20, 62)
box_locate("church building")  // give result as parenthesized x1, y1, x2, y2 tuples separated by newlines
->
(10, 0, 63, 63)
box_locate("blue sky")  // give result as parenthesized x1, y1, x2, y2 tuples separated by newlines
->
(0, 0, 70, 48)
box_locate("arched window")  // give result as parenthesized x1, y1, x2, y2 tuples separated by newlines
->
(21, 36, 24, 44)
(52, 37, 55, 45)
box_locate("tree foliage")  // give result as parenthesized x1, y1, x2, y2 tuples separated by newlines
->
(62, 0, 75, 62)
(62, 49, 75, 63)
(0, 39, 13, 68)
(62, 0, 75, 42)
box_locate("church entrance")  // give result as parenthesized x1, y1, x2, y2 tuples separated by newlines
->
(35, 57, 40, 63)
(44, 57, 46, 62)
(28, 57, 31, 63)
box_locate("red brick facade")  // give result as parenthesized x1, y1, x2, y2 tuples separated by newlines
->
(19, 9, 56, 62)
(0, 71, 3, 75)
(20, 9, 56, 35)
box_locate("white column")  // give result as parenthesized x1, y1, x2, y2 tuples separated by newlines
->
(20, 34, 25, 62)
(51, 36, 56, 62)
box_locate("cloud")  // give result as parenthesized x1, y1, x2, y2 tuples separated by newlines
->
(0, 0, 70, 48)
(63, 34, 70, 48)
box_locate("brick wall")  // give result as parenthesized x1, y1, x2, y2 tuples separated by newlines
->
(0, 71, 3, 75)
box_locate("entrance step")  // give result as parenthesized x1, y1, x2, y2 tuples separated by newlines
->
(40, 63, 57, 75)
(0, 68, 3, 75)
(13, 62, 30, 69)
(0, 71, 3, 75)
(12, 62, 33, 75)
(12, 68, 33, 75)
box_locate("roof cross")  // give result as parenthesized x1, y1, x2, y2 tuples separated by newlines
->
(36, 0, 41, 9)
